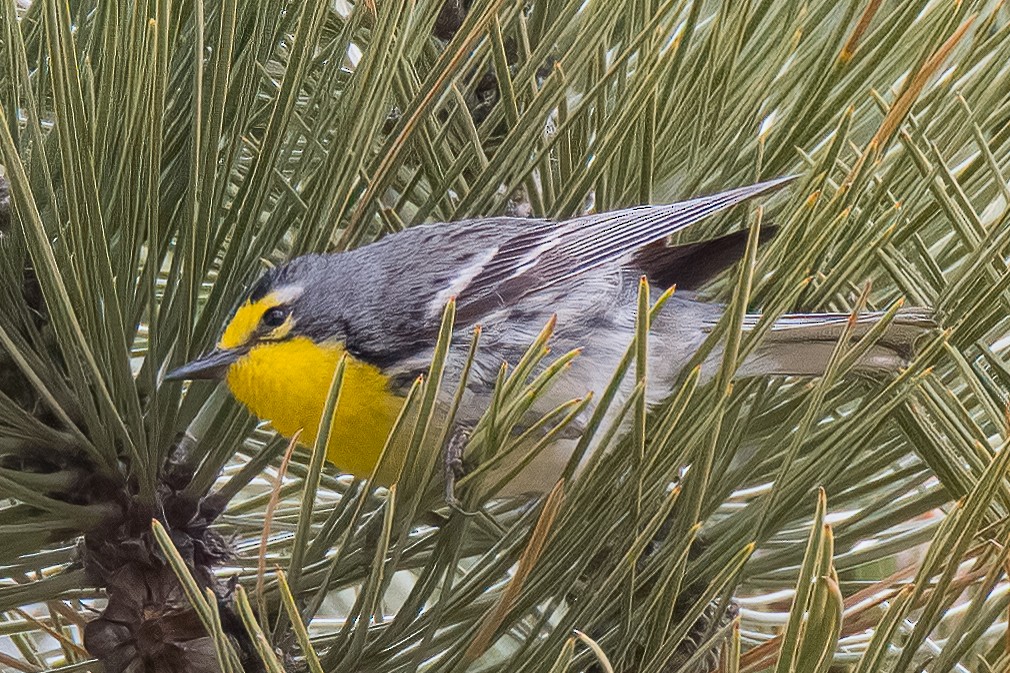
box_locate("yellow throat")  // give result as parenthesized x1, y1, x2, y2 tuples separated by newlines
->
(219, 298, 405, 482)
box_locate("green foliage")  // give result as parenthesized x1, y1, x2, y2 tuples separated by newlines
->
(1, 0, 1010, 672)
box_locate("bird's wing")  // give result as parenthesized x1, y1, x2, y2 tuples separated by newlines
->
(455, 176, 795, 323)
(631, 226, 779, 291)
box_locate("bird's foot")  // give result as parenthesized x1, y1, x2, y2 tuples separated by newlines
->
(443, 427, 473, 512)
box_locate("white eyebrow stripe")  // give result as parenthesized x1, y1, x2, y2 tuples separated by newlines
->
(427, 246, 499, 317)
(270, 284, 305, 304)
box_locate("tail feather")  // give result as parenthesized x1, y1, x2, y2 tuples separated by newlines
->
(737, 308, 935, 377)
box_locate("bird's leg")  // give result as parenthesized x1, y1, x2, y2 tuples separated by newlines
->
(443, 425, 472, 509)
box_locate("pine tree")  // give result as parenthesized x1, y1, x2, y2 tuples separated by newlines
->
(2, 1, 1010, 672)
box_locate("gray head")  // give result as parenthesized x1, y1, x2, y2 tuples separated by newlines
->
(164, 254, 356, 380)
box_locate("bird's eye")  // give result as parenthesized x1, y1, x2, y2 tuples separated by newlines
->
(261, 307, 288, 329)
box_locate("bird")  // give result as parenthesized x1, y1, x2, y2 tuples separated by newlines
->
(165, 177, 933, 497)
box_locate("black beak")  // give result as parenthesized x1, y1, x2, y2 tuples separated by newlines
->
(164, 348, 241, 381)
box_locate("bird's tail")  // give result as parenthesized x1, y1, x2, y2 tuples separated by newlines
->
(736, 308, 935, 377)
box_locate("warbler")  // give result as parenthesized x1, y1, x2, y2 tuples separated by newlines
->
(166, 177, 932, 495)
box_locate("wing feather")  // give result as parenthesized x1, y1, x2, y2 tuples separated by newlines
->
(455, 176, 795, 323)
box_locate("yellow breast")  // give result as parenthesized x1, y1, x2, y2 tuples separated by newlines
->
(225, 337, 406, 482)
